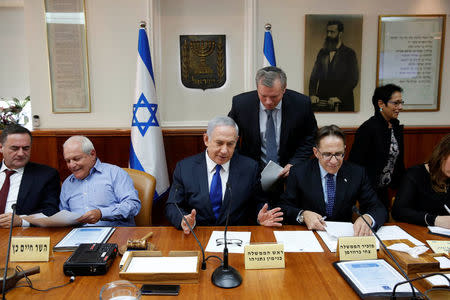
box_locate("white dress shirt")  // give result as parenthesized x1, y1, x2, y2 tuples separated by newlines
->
(0, 162, 29, 226)
(205, 151, 230, 202)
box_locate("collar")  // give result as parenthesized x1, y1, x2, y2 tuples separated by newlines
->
(1, 161, 25, 175)
(69, 158, 102, 182)
(205, 151, 230, 174)
(259, 99, 282, 112)
(317, 160, 337, 179)
(374, 112, 400, 128)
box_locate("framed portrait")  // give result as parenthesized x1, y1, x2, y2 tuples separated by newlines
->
(44, 0, 91, 113)
(304, 15, 363, 113)
(377, 15, 446, 111)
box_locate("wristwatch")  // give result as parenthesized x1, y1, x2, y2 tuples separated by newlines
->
(296, 210, 305, 224)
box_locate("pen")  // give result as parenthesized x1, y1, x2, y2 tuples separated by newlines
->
(445, 205, 450, 214)
(320, 216, 327, 221)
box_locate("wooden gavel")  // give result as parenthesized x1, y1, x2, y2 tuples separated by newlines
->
(126, 232, 153, 250)
(0, 266, 40, 292)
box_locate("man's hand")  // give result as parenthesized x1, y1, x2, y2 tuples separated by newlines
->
(279, 164, 293, 178)
(303, 210, 327, 231)
(435, 216, 450, 229)
(328, 97, 342, 107)
(181, 209, 196, 234)
(0, 213, 23, 228)
(310, 95, 320, 104)
(257, 203, 283, 227)
(353, 214, 373, 236)
(76, 209, 102, 224)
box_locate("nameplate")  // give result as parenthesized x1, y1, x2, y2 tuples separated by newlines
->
(244, 243, 285, 269)
(10, 237, 50, 262)
(338, 236, 377, 261)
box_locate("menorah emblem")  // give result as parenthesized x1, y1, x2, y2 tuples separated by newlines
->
(190, 40, 216, 74)
(180, 35, 226, 90)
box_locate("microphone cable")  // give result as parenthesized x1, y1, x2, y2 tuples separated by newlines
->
(7, 266, 75, 292)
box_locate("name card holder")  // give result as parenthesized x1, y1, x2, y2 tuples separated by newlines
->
(244, 243, 285, 270)
(338, 236, 377, 261)
(10, 237, 50, 262)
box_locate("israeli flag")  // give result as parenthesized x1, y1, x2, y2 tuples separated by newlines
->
(130, 23, 169, 200)
(263, 24, 276, 67)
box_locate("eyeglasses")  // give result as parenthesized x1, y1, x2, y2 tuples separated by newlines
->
(317, 149, 345, 161)
(216, 238, 243, 247)
(387, 100, 405, 106)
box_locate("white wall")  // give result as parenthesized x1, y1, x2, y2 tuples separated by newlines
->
(0, 4, 29, 99)
(18, 0, 450, 128)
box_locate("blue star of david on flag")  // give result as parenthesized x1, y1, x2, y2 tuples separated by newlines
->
(132, 92, 159, 137)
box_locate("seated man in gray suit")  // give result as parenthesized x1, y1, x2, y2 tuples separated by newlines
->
(165, 116, 283, 234)
(279, 125, 387, 236)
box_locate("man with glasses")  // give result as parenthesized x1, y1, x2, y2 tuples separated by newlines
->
(278, 125, 387, 236)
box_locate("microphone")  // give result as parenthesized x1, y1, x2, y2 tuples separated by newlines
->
(352, 206, 423, 299)
(211, 182, 242, 289)
(169, 184, 206, 270)
(2, 204, 16, 299)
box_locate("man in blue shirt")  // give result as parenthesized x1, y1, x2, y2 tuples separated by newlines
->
(60, 135, 141, 226)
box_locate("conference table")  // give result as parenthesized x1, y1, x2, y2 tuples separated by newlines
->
(0, 223, 447, 299)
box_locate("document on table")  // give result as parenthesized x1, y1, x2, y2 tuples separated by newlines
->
(334, 259, 418, 296)
(205, 231, 251, 253)
(125, 256, 198, 273)
(22, 210, 83, 227)
(273, 231, 323, 252)
(54, 227, 115, 251)
(428, 226, 450, 237)
(317, 223, 424, 252)
(424, 273, 450, 287)
(434, 256, 450, 269)
(376, 225, 424, 246)
(260, 160, 283, 191)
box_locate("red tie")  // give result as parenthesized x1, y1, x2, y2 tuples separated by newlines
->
(0, 169, 16, 214)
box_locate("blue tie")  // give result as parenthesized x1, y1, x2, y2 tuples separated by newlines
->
(326, 173, 336, 217)
(265, 109, 278, 163)
(210, 164, 222, 219)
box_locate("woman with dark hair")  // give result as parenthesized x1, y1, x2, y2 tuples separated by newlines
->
(392, 134, 450, 228)
(348, 84, 405, 209)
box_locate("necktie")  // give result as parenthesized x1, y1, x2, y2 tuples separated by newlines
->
(326, 173, 335, 217)
(0, 169, 16, 214)
(210, 165, 222, 220)
(265, 109, 278, 163)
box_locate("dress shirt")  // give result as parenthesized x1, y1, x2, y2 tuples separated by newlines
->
(205, 151, 230, 201)
(317, 162, 375, 227)
(259, 100, 282, 164)
(0, 162, 29, 226)
(60, 159, 141, 226)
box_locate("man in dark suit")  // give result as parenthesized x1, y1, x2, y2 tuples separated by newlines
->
(279, 125, 387, 235)
(309, 20, 358, 112)
(228, 66, 317, 180)
(0, 124, 60, 228)
(165, 116, 283, 234)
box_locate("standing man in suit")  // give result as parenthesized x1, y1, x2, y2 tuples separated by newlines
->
(165, 116, 283, 234)
(228, 66, 317, 181)
(0, 124, 60, 228)
(309, 20, 358, 112)
(279, 125, 387, 235)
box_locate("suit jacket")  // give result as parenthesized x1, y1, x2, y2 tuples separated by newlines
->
(392, 164, 449, 226)
(165, 152, 265, 228)
(279, 159, 387, 229)
(3, 162, 61, 216)
(228, 89, 317, 167)
(309, 44, 358, 112)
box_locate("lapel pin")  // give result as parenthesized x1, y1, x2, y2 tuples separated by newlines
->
(344, 178, 348, 183)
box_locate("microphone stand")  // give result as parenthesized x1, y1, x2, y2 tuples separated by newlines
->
(170, 184, 206, 270)
(2, 204, 16, 299)
(211, 183, 242, 288)
(352, 206, 422, 299)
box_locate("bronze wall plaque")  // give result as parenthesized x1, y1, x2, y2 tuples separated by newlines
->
(180, 35, 226, 90)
